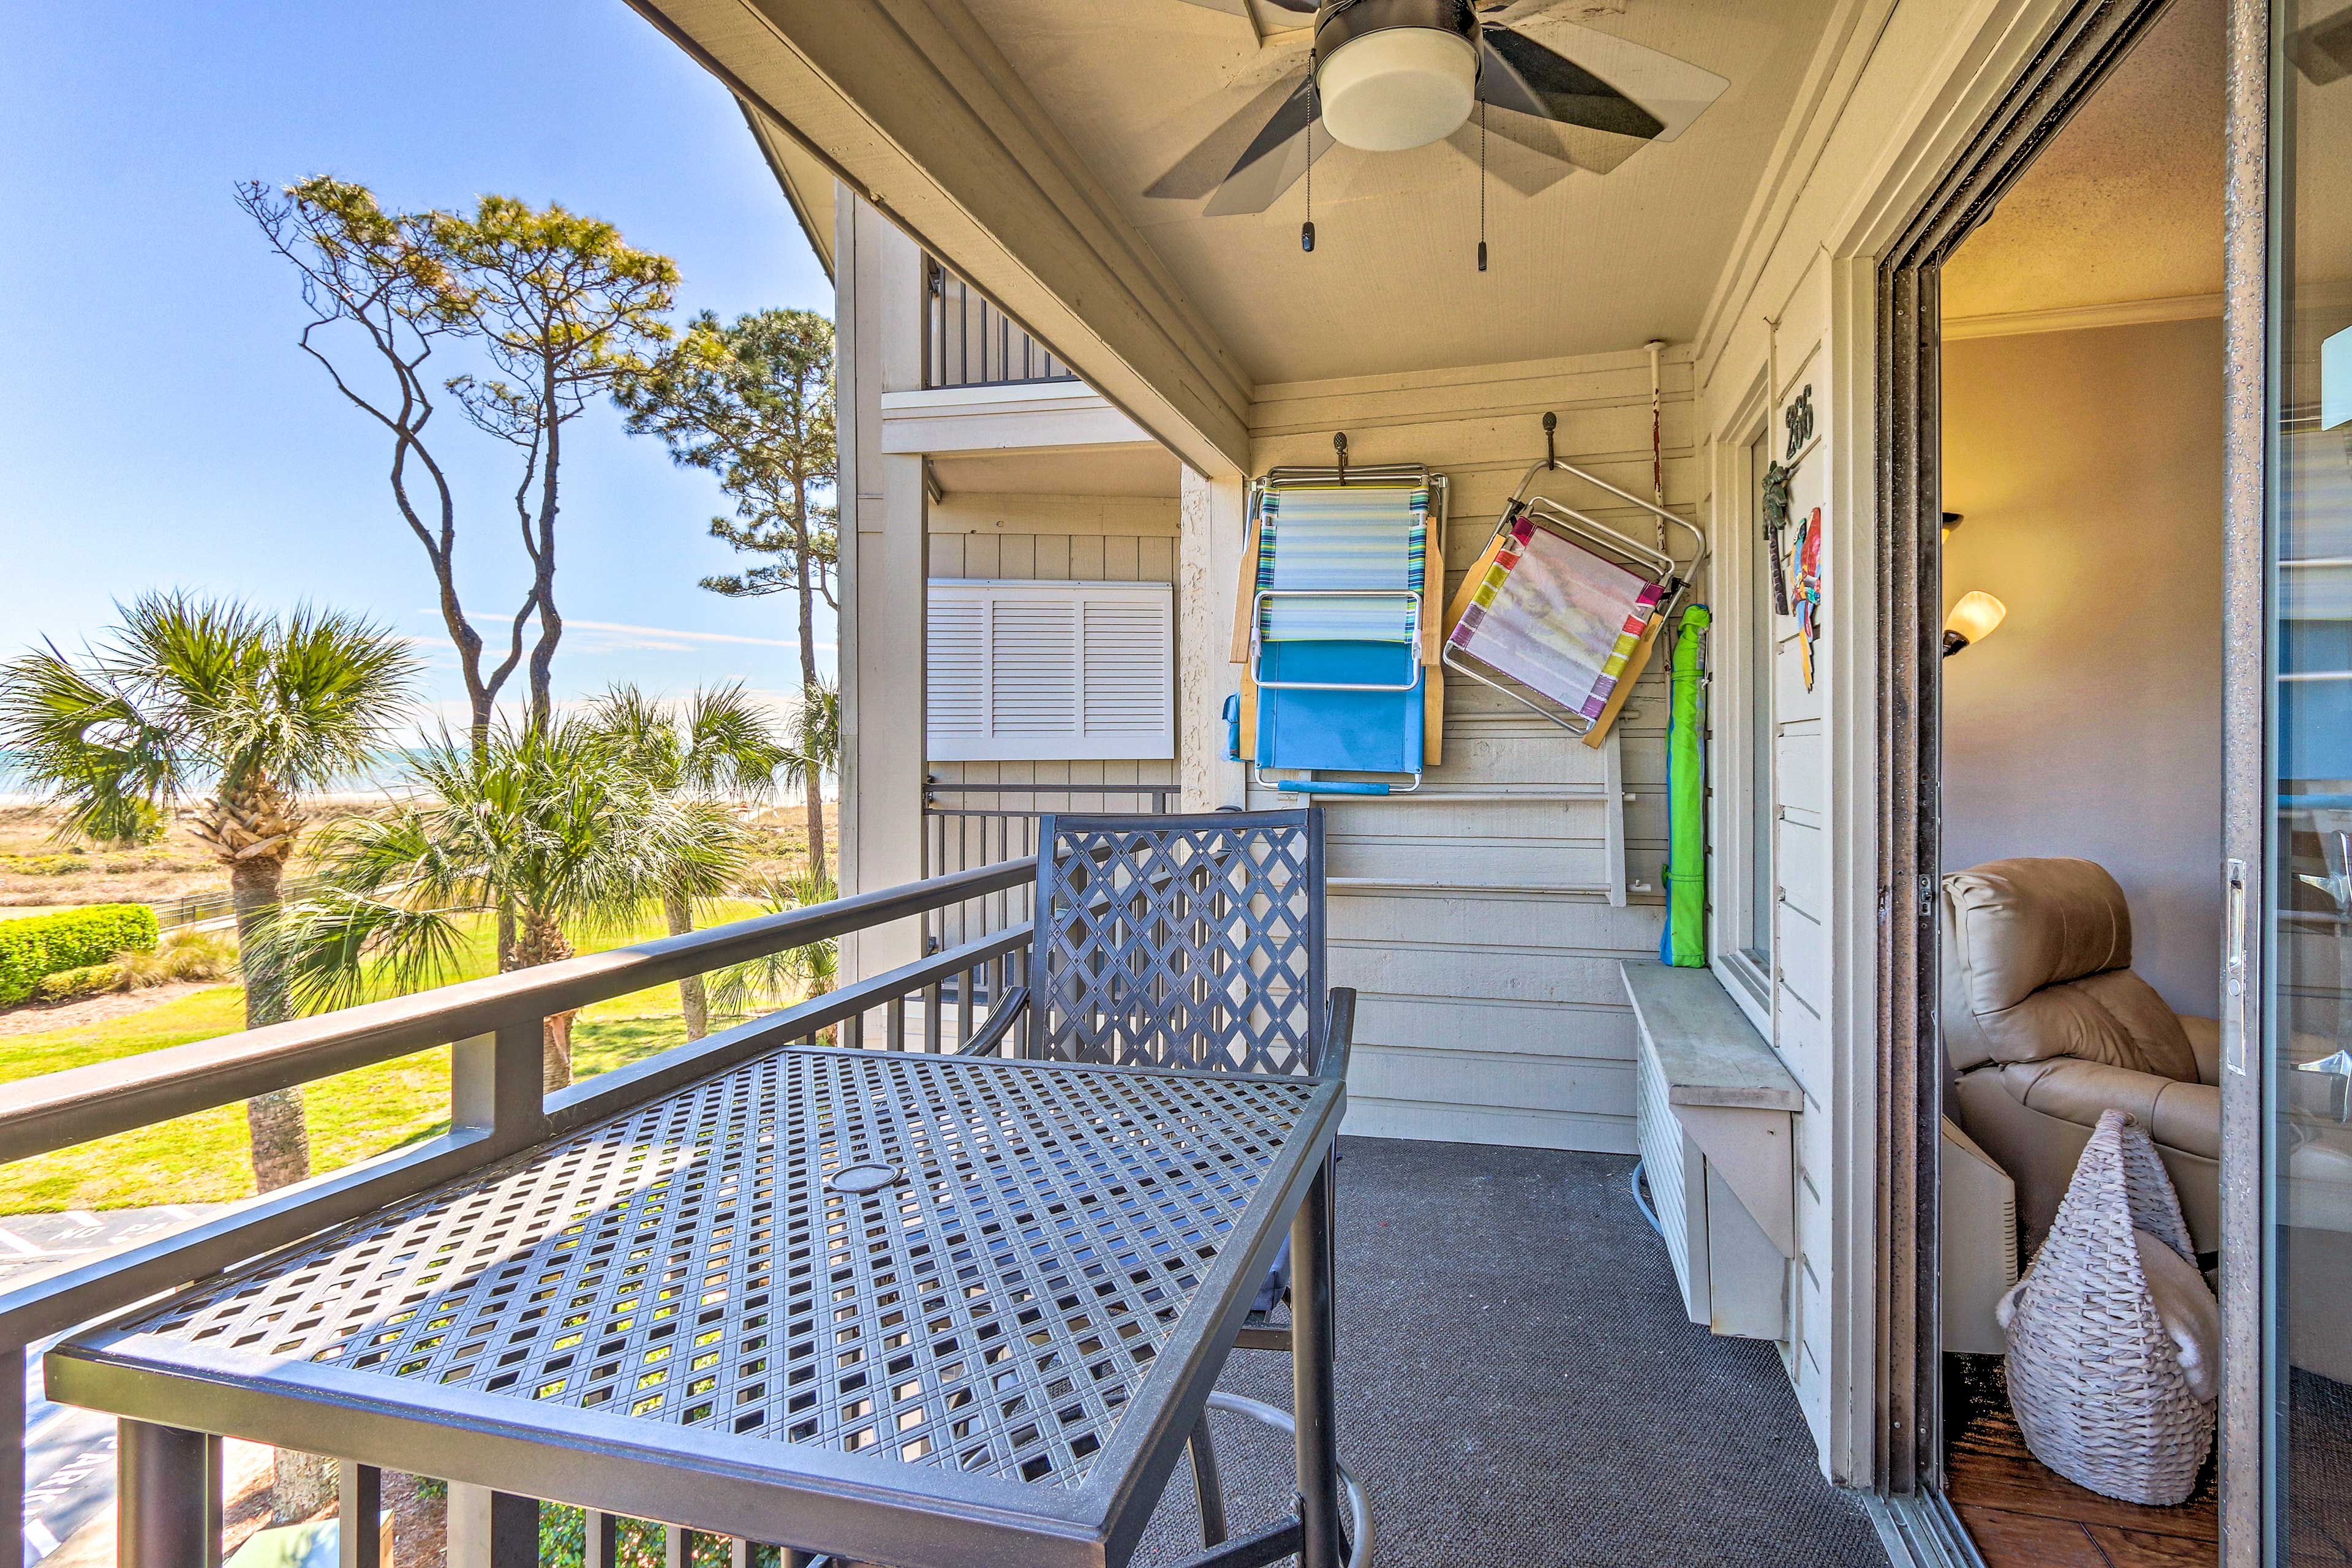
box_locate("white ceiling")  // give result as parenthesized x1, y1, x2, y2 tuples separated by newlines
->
(1943, 0, 2225, 321)
(962, 0, 1838, 385)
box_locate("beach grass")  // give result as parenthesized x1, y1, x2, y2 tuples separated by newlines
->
(0, 901, 771, 1214)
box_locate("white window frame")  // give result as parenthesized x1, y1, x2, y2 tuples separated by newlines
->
(1712, 399, 1778, 1028)
(925, 578, 1175, 762)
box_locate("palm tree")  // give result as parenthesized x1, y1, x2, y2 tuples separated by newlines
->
(0, 594, 417, 1190)
(778, 679, 839, 885)
(707, 869, 840, 1027)
(262, 720, 743, 1089)
(585, 683, 784, 1039)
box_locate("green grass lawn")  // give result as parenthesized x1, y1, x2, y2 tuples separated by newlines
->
(0, 902, 768, 1215)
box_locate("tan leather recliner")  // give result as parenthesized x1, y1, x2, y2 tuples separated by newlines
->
(1942, 858, 2221, 1253)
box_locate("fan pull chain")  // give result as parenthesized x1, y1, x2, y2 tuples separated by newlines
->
(1302, 97, 1317, 254)
(1477, 99, 1488, 273)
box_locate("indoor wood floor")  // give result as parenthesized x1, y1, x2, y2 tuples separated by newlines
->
(1945, 1354, 2218, 1568)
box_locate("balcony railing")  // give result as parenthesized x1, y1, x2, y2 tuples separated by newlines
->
(923, 261, 1077, 390)
(0, 858, 1038, 1567)
(920, 781, 1179, 954)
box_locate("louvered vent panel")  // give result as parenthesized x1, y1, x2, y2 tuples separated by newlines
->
(989, 605, 1078, 735)
(927, 581, 1173, 762)
(1082, 601, 1171, 737)
(927, 597, 987, 741)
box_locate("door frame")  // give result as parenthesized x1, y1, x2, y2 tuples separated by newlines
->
(1869, 0, 2226, 1547)
(2215, 1, 2265, 1562)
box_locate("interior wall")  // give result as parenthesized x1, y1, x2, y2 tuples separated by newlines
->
(1939, 316, 2225, 1017)
(1243, 345, 1697, 1155)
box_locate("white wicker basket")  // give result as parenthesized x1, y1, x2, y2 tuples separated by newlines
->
(1997, 1108, 2215, 1506)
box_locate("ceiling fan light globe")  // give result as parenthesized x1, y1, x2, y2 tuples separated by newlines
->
(1315, 28, 1480, 151)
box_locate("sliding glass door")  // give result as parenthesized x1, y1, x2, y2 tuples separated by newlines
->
(2264, 4, 2352, 1555)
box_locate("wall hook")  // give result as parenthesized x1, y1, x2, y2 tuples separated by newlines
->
(1542, 411, 1558, 471)
(1333, 431, 1349, 484)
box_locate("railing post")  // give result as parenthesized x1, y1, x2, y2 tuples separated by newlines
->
(118, 1420, 211, 1568)
(584, 1508, 619, 1568)
(445, 1483, 537, 1568)
(203, 1434, 225, 1568)
(337, 1461, 381, 1568)
(2, 1344, 22, 1568)
(451, 1022, 546, 1155)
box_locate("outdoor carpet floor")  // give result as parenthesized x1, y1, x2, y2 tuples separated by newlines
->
(1129, 1136, 1888, 1568)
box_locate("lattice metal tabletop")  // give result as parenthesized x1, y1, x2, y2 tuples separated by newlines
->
(48, 1046, 1343, 1568)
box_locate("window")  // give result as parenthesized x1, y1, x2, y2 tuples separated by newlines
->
(925, 579, 1175, 761)
(1745, 432, 1776, 971)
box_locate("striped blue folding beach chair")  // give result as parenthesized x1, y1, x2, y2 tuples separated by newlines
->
(1247, 477, 1438, 794)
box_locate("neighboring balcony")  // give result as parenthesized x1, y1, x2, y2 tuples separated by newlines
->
(894, 266, 1156, 469)
(923, 262, 1076, 391)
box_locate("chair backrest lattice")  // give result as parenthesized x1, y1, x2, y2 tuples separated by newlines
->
(1031, 809, 1325, 1077)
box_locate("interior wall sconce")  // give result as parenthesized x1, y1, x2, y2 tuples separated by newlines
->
(1943, 590, 2008, 657)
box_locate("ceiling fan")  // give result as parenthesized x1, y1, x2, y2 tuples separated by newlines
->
(1152, 0, 1728, 220)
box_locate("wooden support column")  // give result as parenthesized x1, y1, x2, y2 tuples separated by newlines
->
(1180, 466, 1248, 812)
(838, 196, 932, 983)
(848, 449, 931, 981)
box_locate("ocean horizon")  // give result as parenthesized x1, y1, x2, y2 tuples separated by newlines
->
(0, 750, 825, 809)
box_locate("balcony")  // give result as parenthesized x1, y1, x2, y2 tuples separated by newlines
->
(924, 262, 1076, 391)
(1, 859, 1880, 1567)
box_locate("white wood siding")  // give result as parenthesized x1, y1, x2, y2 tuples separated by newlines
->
(1246, 345, 1700, 1154)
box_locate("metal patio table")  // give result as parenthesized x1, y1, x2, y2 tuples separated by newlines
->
(44, 1041, 1349, 1568)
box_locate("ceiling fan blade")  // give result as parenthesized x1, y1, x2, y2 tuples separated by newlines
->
(1477, 25, 1665, 140)
(1204, 76, 1330, 216)
(1147, 69, 1317, 202)
(1444, 118, 1583, 198)
(1460, 101, 1650, 180)
(1146, 69, 1311, 201)
(1481, 17, 1730, 143)
(1167, 0, 1316, 23)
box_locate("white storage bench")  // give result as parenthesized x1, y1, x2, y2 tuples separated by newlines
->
(1621, 962, 1802, 1341)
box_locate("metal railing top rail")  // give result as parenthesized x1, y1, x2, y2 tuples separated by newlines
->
(922, 782, 1181, 798)
(0, 917, 1035, 1352)
(0, 857, 1035, 1166)
(0, 857, 1043, 1568)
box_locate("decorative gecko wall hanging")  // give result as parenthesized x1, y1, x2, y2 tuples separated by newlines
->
(1762, 459, 1793, 617)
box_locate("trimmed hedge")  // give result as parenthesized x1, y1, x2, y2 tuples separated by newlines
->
(34, 963, 126, 1003)
(0, 905, 159, 1005)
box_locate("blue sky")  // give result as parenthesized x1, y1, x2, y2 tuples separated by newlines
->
(0, 0, 834, 733)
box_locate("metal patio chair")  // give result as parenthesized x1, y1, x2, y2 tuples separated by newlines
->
(959, 806, 1366, 1561)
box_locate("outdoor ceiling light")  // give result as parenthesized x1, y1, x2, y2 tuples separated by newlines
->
(1314, 0, 1483, 153)
(1942, 590, 2007, 657)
